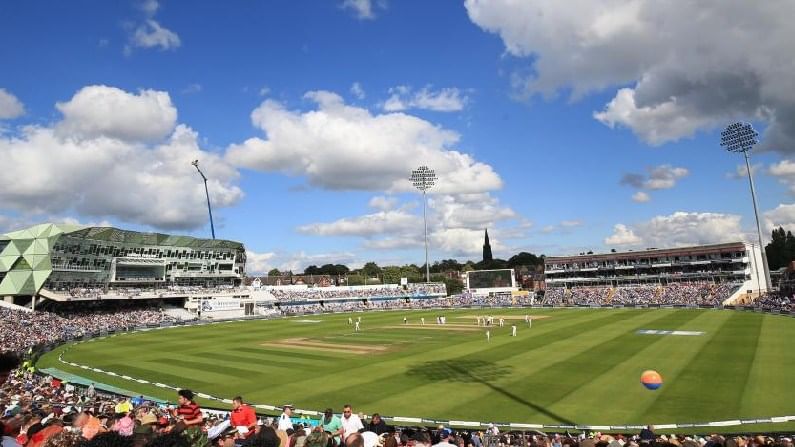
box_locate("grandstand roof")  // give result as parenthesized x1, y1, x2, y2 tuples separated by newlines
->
(546, 241, 748, 262)
(63, 226, 243, 250)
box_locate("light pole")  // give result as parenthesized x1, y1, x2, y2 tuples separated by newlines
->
(191, 160, 216, 240)
(411, 166, 436, 283)
(720, 122, 771, 294)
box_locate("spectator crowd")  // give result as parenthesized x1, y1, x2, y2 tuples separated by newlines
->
(2, 366, 794, 447)
(0, 305, 180, 356)
(266, 284, 447, 302)
(543, 282, 743, 306)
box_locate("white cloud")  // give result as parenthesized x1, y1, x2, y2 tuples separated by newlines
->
(341, 0, 384, 20)
(540, 219, 583, 234)
(278, 251, 360, 274)
(594, 88, 721, 146)
(55, 85, 177, 142)
(350, 82, 366, 100)
(226, 90, 501, 194)
(0, 89, 25, 119)
(620, 164, 688, 202)
(429, 193, 516, 230)
(368, 195, 398, 211)
(726, 162, 761, 180)
(130, 19, 181, 51)
(0, 215, 113, 234)
(299, 193, 519, 257)
(604, 224, 642, 246)
(605, 212, 746, 247)
(0, 85, 242, 230)
(767, 160, 795, 195)
(181, 83, 202, 95)
(245, 250, 276, 275)
(298, 209, 419, 237)
(139, 0, 159, 15)
(632, 191, 650, 203)
(764, 203, 795, 235)
(383, 86, 468, 112)
(258, 86, 271, 97)
(465, 0, 795, 151)
(245, 250, 360, 275)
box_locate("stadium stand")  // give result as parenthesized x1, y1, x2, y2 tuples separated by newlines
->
(2, 287, 795, 447)
(3, 364, 795, 447)
(544, 242, 767, 304)
(544, 282, 744, 306)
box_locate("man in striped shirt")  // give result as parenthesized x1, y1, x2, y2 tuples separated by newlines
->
(171, 389, 204, 427)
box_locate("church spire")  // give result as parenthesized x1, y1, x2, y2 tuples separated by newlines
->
(483, 228, 493, 262)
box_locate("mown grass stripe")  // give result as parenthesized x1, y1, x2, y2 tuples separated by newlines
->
(431, 310, 690, 423)
(104, 363, 210, 389)
(234, 347, 346, 361)
(638, 311, 764, 423)
(548, 309, 729, 425)
(196, 351, 324, 370)
(297, 310, 638, 411)
(741, 314, 795, 417)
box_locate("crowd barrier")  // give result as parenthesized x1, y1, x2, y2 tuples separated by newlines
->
(32, 304, 795, 432)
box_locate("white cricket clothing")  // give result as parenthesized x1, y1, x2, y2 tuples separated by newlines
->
(511, 325, 517, 337)
(341, 414, 364, 439)
(277, 413, 293, 431)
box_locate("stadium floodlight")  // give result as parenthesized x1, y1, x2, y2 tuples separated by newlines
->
(411, 166, 436, 283)
(191, 160, 216, 240)
(720, 122, 771, 293)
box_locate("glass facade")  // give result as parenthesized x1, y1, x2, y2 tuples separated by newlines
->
(0, 223, 246, 297)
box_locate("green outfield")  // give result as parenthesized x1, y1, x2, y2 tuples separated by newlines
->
(38, 309, 795, 431)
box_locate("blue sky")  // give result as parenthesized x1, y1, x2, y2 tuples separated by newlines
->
(2, 0, 795, 273)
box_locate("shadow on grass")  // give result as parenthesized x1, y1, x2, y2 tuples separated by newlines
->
(406, 360, 576, 425)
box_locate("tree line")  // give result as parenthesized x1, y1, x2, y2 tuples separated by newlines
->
(263, 251, 546, 296)
(765, 226, 795, 270)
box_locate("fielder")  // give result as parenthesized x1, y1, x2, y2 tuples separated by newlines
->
(486, 330, 491, 342)
(499, 318, 505, 327)
(354, 321, 360, 332)
(421, 317, 425, 325)
(348, 317, 353, 325)
(511, 325, 517, 337)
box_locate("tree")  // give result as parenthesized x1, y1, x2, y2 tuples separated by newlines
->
(441, 277, 464, 295)
(766, 226, 795, 270)
(304, 265, 320, 275)
(362, 262, 382, 278)
(507, 252, 543, 267)
(431, 259, 463, 273)
(267, 268, 281, 277)
(475, 258, 508, 270)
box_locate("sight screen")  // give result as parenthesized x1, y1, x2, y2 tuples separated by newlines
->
(467, 269, 513, 289)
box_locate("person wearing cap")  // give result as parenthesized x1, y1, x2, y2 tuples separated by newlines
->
(171, 389, 203, 428)
(277, 405, 294, 432)
(231, 396, 256, 439)
(212, 425, 239, 447)
(432, 429, 455, 447)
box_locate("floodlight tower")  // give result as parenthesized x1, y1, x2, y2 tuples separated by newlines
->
(191, 160, 216, 240)
(720, 122, 771, 293)
(411, 166, 436, 283)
